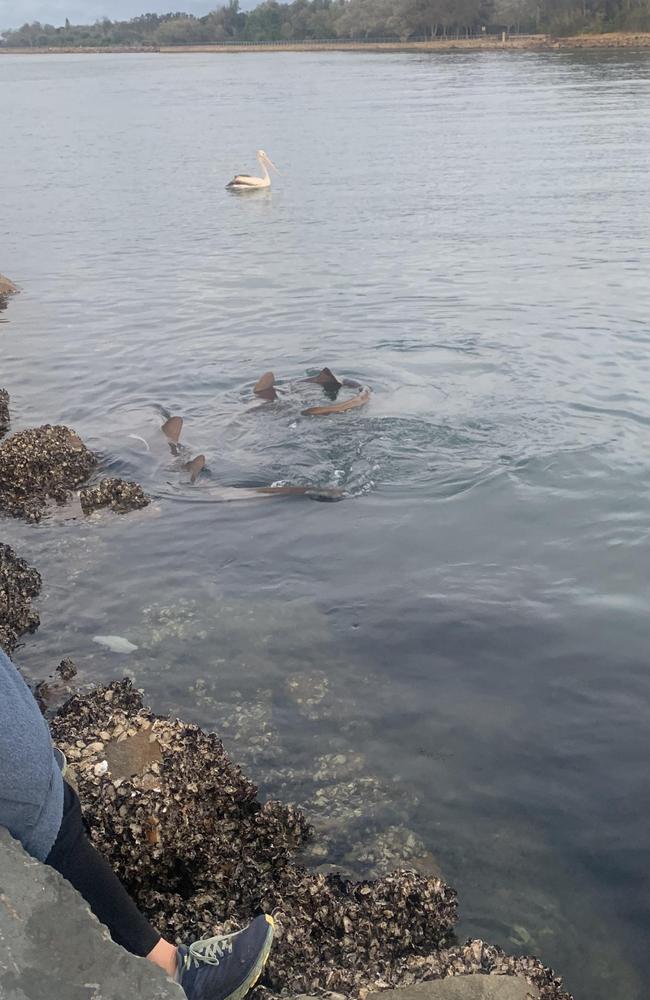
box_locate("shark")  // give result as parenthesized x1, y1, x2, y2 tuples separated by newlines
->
(159, 412, 343, 501)
(253, 367, 372, 416)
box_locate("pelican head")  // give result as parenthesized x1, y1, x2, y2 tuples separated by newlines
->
(257, 149, 279, 173)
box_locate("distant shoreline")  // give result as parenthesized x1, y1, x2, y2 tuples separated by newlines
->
(2, 32, 650, 54)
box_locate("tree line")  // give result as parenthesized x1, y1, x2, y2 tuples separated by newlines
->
(1, 0, 649, 48)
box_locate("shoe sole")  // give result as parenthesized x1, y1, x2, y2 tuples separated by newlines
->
(223, 915, 275, 1000)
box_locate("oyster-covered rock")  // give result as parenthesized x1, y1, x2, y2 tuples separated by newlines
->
(51, 681, 458, 996)
(0, 388, 9, 438)
(50, 681, 572, 1000)
(187, 682, 280, 768)
(0, 543, 41, 654)
(34, 657, 81, 714)
(0, 424, 97, 521)
(345, 826, 442, 881)
(80, 478, 150, 515)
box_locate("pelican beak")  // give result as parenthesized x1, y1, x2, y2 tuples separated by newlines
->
(264, 154, 280, 174)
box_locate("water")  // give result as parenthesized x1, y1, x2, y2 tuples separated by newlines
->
(2, 48, 650, 999)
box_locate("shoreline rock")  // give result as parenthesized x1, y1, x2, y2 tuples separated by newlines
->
(0, 388, 9, 437)
(0, 292, 150, 522)
(49, 681, 572, 1000)
(0, 828, 183, 1000)
(0, 544, 41, 654)
(50, 680, 457, 995)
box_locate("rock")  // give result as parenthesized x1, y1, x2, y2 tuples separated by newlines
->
(79, 477, 150, 515)
(0, 273, 18, 296)
(57, 657, 78, 682)
(0, 388, 9, 438)
(0, 274, 18, 310)
(367, 978, 539, 999)
(104, 728, 163, 779)
(48, 681, 572, 1000)
(344, 826, 442, 880)
(0, 544, 41, 654)
(0, 828, 183, 1000)
(398, 940, 569, 1000)
(0, 424, 97, 522)
(33, 658, 80, 715)
(50, 680, 458, 997)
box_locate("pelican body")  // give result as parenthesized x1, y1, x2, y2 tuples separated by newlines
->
(227, 150, 278, 191)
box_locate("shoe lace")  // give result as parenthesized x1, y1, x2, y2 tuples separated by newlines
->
(184, 933, 235, 970)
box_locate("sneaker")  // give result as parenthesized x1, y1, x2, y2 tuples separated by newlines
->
(177, 914, 274, 1000)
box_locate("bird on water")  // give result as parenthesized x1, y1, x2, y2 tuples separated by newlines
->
(226, 150, 278, 191)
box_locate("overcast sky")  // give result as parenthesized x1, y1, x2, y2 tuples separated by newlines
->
(0, 0, 257, 31)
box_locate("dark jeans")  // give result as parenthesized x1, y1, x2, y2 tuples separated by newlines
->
(45, 780, 161, 958)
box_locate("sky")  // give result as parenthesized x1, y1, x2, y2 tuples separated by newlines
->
(0, 0, 258, 31)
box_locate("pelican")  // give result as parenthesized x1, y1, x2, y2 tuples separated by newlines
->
(226, 150, 278, 191)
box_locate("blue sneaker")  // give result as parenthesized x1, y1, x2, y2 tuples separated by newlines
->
(177, 914, 274, 1000)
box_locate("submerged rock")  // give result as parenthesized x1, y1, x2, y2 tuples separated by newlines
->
(188, 682, 281, 768)
(0, 828, 183, 1000)
(0, 424, 97, 522)
(0, 544, 41, 654)
(344, 826, 442, 881)
(0, 388, 9, 437)
(80, 477, 150, 515)
(50, 681, 572, 1000)
(57, 656, 78, 682)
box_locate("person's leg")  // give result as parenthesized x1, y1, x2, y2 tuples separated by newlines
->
(45, 781, 177, 976)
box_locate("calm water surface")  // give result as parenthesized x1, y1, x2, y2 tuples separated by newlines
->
(2, 49, 650, 1000)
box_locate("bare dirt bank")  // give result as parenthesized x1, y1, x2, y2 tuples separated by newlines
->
(2, 32, 650, 55)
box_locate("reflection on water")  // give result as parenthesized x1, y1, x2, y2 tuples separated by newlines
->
(2, 48, 650, 1000)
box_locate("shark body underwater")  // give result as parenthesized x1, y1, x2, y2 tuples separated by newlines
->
(155, 368, 370, 502)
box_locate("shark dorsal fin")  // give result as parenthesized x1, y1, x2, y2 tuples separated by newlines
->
(161, 416, 183, 444)
(185, 454, 205, 484)
(253, 371, 278, 402)
(254, 372, 275, 393)
(304, 367, 342, 388)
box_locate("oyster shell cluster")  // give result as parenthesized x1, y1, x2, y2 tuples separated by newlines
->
(0, 388, 9, 438)
(79, 477, 151, 515)
(50, 680, 458, 995)
(34, 657, 80, 714)
(0, 543, 41, 654)
(0, 424, 97, 521)
(50, 680, 572, 1000)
